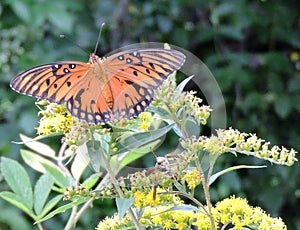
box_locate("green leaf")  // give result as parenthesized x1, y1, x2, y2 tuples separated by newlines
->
(41, 162, 71, 188)
(115, 123, 175, 154)
(0, 191, 35, 219)
(12, 133, 61, 145)
(209, 165, 267, 185)
(35, 197, 89, 223)
(165, 205, 199, 212)
(274, 94, 292, 118)
(0, 207, 32, 230)
(19, 134, 56, 158)
(82, 173, 101, 189)
(147, 106, 171, 118)
(154, 205, 199, 216)
(185, 118, 201, 137)
(176, 75, 194, 93)
(34, 174, 54, 215)
(118, 139, 161, 168)
(116, 197, 135, 220)
(94, 133, 111, 153)
(48, 5, 74, 33)
(38, 195, 63, 218)
(217, 25, 243, 40)
(71, 147, 90, 181)
(21, 150, 72, 188)
(168, 120, 183, 137)
(21, 149, 58, 174)
(86, 140, 102, 172)
(0, 157, 33, 210)
(7, 0, 31, 23)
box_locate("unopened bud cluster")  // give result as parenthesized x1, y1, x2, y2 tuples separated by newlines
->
(180, 127, 297, 166)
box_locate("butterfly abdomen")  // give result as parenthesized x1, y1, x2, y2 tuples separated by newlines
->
(102, 84, 114, 109)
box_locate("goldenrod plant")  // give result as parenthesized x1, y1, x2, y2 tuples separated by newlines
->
(1, 73, 297, 230)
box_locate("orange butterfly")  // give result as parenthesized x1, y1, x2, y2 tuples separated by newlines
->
(10, 48, 185, 124)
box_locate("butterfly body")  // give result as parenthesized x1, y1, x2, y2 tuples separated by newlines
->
(11, 48, 185, 124)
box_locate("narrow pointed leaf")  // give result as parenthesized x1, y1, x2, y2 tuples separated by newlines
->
(116, 123, 174, 154)
(86, 140, 102, 172)
(116, 197, 136, 220)
(71, 147, 89, 181)
(176, 75, 194, 93)
(19, 134, 56, 157)
(35, 197, 89, 223)
(21, 149, 56, 174)
(82, 173, 101, 189)
(12, 133, 60, 144)
(38, 195, 63, 218)
(209, 165, 267, 185)
(117, 139, 161, 169)
(156, 205, 199, 215)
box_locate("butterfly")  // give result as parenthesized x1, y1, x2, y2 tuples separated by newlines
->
(10, 48, 186, 124)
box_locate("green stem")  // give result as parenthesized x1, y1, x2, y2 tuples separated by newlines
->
(64, 206, 78, 230)
(197, 154, 217, 230)
(163, 102, 189, 138)
(101, 151, 142, 230)
(56, 142, 71, 176)
(37, 223, 44, 230)
(71, 150, 134, 226)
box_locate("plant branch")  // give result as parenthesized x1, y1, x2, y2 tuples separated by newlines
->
(197, 153, 217, 230)
(163, 102, 189, 138)
(64, 206, 78, 230)
(101, 151, 142, 230)
(57, 142, 71, 176)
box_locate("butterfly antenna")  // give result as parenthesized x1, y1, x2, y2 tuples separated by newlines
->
(94, 22, 105, 54)
(59, 34, 89, 55)
(150, 148, 158, 159)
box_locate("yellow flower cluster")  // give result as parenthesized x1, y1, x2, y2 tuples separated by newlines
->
(97, 205, 195, 230)
(213, 196, 287, 230)
(133, 187, 181, 208)
(182, 169, 203, 189)
(138, 112, 152, 131)
(96, 195, 287, 230)
(181, 127, 298, 166)
(153, 79, 211, 125)
(36, 101, 73, 135)
(112, 111, 153, 132)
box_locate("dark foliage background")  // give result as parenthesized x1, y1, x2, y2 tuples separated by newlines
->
(1, 0, 299, 229)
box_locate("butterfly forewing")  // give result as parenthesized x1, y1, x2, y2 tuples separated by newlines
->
(10, 48, 186, 124)
(10, 62, 90, 103)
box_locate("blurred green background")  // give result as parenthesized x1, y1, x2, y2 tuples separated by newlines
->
(1, 0, 300, 229)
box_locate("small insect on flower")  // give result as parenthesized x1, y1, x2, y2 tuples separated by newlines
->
(144, 152, 183, 200)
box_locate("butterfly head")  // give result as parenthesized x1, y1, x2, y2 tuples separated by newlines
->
(89, 53, 100, 64)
